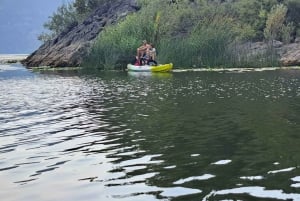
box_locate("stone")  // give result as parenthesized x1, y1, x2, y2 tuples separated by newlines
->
(238, 40, 300, 67)
(280, 42, 300, 66)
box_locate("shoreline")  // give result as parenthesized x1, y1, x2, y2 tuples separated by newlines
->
(0, 54, 29, 64)
(1, 54, 299, 73)
(172, 66, 300, 73)
(29, 66, 300, 72)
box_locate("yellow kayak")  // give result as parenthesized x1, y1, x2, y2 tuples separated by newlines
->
(127, 63, 173, 72)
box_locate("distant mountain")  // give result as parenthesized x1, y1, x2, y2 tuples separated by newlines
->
(0, 0, 71, 54)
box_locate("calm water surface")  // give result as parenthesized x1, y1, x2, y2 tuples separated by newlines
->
(1, 64, 300, 201)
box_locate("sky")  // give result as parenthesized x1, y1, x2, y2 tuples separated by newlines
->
(0, 0, 71, 54)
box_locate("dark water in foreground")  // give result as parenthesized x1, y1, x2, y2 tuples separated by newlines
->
(1, 64, 300, 201)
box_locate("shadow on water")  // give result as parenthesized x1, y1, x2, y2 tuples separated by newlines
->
(1, 64, 300, 200)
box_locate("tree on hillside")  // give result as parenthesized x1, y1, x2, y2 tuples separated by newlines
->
(264, 4, 288, 43)
(73, 0, 86, 15)
(38, 3, 77, 42)
(38, 0, 111, 42)
(286, 0, 300, 39)
(234, 0, 278, 41)
(73, 0, 110, 20)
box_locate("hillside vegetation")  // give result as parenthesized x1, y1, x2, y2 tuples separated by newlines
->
(42, 0, 300, 69)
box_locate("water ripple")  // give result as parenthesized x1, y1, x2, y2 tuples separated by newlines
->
(1, 64, 300, 201)
(204, 186, 300, 201)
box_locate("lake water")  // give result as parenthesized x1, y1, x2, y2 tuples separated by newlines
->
(1, 63, 300, 201)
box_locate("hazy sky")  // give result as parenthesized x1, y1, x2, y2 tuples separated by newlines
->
(0, 0, 71, 54)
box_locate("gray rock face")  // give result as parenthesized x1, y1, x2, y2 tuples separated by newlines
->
(238, 40, 300, 66)
(23, 0, 139, 67)
(280, 38, 300, 66)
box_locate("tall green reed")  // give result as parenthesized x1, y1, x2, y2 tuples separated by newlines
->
(83, 4, 159, 70)
(84, 0, 279, 70)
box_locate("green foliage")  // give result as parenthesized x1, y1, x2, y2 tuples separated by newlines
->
(286, 0, 300, 27)
(264, 4, 288, 42)
(73, 0, 111, 21)
(85, 0, 173, 69)
(286, 0, 300, 39)
(38, 32, 55, 43)
(39, 0, 111, 42)
(41, 0, 299, 68)
(38, 3, 77, 41)
(85, 0, 282, 69)
(85, 8, 157, 69)
(281, 22, 295, 43)
(234, 0, 278, 40)
(158, 15, 239, 68)
(73, 0, 87, 15)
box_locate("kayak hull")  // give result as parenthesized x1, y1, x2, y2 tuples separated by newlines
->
(127, 63, 173, 72)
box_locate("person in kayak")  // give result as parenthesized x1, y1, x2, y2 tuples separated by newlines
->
(134, 41, 157, 66)
(132, 54, 157, 66)
(137, 40, 151, 61)
(148, 43, 156, 61)
(132, 55, 146, 66)
(132, 56, 141, 65)
(145, 43, 157, 65)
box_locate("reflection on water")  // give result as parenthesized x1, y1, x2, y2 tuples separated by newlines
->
(1, 64, 300, 201)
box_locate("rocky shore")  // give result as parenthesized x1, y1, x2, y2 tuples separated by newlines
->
(22, 0, 300, 68)
(279, 38, 300, 66)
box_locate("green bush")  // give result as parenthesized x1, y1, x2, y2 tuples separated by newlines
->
(39, 0, 112, 42)
(84, 0, 281, 69)
(264, 4, 288, 42)
(38, 3, 77, 42)
(84, 0, 169, 69)
(158, 15, 238, 68)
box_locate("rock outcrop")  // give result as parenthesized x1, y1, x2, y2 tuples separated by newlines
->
(239, 39, 300, 66)
(280, 38, 300, 66)
(23, 0, 139, 67)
